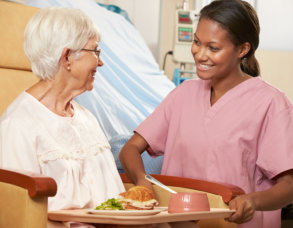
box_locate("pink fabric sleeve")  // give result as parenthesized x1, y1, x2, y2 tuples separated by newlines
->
(135, 89, 176, 157)
(257, 103, 293, 179)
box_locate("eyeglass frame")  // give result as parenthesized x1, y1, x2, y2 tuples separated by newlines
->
(81, 48, 101, 59)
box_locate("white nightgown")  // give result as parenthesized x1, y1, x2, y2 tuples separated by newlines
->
(0, 92, 125, 211)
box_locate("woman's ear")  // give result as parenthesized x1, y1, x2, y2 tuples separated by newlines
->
(239, 42, 251, 59)
(60, 48, 71, 71)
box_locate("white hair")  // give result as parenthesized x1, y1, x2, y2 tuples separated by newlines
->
(24, 7, 101, 80)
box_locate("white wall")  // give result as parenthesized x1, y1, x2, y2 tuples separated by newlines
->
(257, 0, 293, 51)
(96, 0, 161, 61)
(96, 0, 293, 56)
(193, 0, 293, 51)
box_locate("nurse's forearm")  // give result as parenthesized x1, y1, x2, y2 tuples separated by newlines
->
(119, 145, 152, 188)
(253, 173, 293, 211)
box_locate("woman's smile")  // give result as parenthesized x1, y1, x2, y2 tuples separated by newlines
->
(196, 62, 213, 71)
(90, 70, 96, 79)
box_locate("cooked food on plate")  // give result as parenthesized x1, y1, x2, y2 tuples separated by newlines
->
(95, 186, 159, 210)
(120, 186, 159, 210)
(95, 198, 124, 210)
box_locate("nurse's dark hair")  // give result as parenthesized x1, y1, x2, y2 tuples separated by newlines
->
(199, 0, 260, 77)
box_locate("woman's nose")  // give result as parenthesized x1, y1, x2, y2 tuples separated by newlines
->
(193, 46, 208, 62)
(97, 58, 104, 67)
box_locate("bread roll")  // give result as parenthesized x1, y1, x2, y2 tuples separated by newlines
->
(119, 186, 159, 210)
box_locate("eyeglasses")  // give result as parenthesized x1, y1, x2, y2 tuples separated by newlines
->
(81, 48, 101, 59)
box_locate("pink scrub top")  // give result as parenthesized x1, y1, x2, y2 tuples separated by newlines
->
(136, 77, 293, 228)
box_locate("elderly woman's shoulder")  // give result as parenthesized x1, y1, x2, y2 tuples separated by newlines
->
(1, 92, 32, 120)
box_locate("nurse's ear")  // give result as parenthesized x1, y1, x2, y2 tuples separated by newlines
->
(238, 42, 251, 59)
(60, 48, 71, 71)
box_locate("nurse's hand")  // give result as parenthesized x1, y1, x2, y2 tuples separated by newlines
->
(226, 194, 256, 224)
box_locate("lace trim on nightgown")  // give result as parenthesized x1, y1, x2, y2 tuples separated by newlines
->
(38, 143, 111, 163)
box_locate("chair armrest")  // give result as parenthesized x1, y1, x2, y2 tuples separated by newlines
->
(120, 173, 244, 204)
(0, 168, 57, 198)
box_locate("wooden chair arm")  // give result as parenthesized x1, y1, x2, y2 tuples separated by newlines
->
(0, 168, 57, 198)
(120, 173, 245, 204)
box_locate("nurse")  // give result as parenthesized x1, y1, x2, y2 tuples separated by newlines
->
(119, 0, 293, 227)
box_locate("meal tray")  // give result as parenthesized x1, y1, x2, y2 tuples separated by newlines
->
(48, 208, 235, 225)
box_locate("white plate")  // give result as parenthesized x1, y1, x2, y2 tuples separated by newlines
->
(87, 207, 167, 216)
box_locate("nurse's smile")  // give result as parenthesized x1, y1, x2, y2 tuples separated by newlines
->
(196, 63, 213, 71)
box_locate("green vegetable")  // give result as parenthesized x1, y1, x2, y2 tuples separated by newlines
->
(95, 198, 124, 210)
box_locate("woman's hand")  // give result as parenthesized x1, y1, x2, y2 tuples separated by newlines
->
(226, 194, 256, 224)
(227, 170, 293, 224)
(136, 178, 154, 191)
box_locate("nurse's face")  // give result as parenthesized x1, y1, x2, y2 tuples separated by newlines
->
(191, 18, 242, 81)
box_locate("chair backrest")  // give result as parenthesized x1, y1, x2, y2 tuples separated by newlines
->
(0, 1, 39, 116)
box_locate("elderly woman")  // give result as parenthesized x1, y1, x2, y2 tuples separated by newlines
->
(0, 6, 124, 216)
